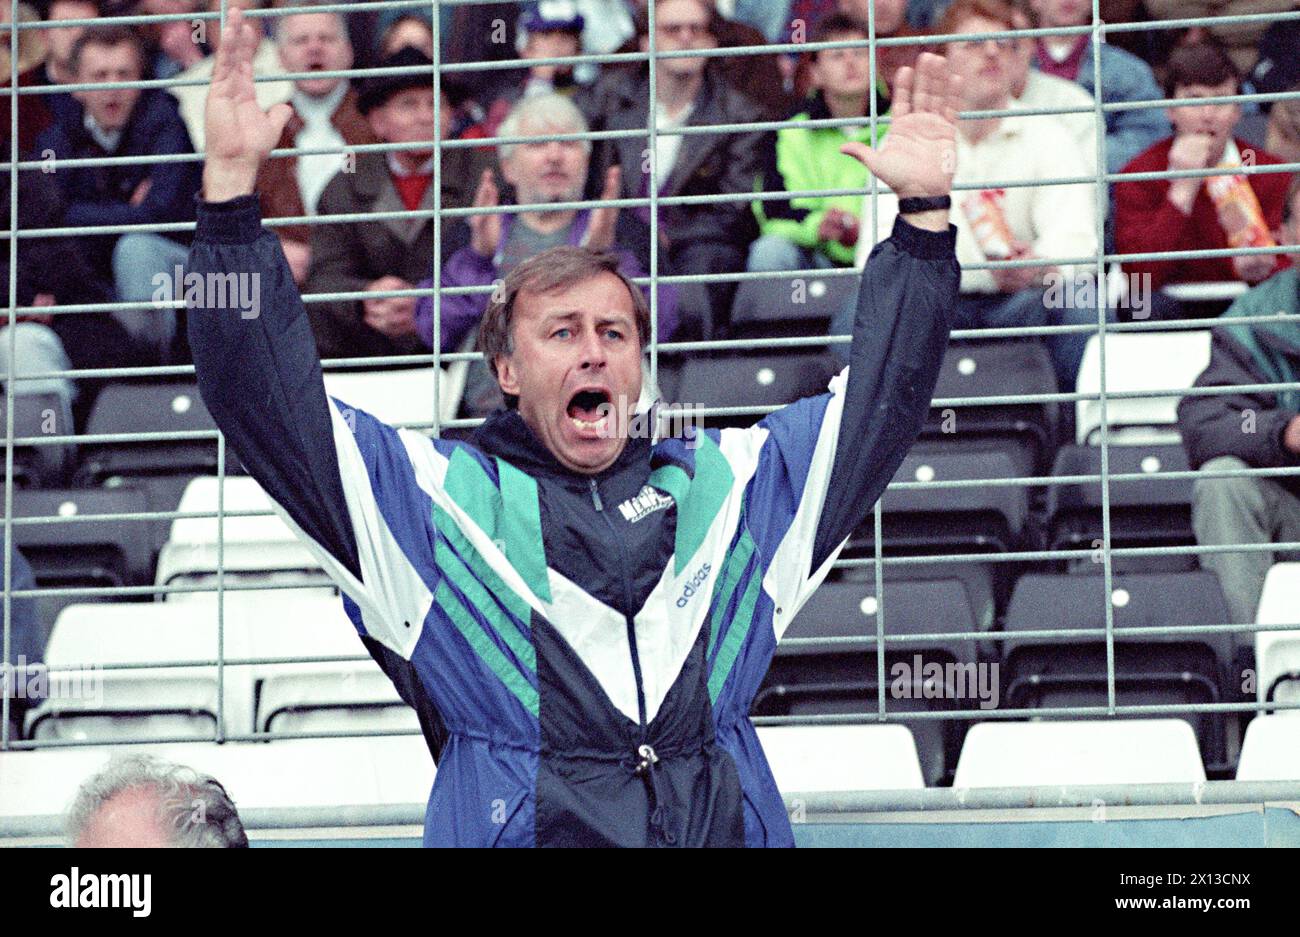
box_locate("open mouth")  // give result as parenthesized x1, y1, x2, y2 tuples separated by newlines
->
(566, 388, 612, 434)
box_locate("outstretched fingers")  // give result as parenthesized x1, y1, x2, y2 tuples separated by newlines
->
(890, 64, 913, 119)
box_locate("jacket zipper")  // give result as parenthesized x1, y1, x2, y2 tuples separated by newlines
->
(590, 475, 675, 846)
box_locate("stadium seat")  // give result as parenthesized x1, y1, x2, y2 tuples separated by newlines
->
(755, 724, 924, 793)
(1002, 570, 1233, 767)
(322, 364, 465, 431)
(1254, 563, 1300, 714)
(76, 381, 219, 482)
(920, 340, 1060, 476)
(953, 720, 1206, 786)
(1074, 330, 1211, 445)
(728, 271, 859, 339)
(244, 594, 412, 736)
(23, 602, 252, 743)
(0, 392, 75, 487)
(670, 352, 840, 429)
(154, 476, 327, 595)
(1046, 442, 1196, 572)
(756, 578, 979, 785)
(1235, 715, 1300, 780)
(11, 486, 154, 589)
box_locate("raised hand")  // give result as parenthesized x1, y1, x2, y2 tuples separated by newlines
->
(469, 169, 503, 258)
(583, 165, 622, 253)
(202, 0, 292, 201)
(839, 52, 962, 201)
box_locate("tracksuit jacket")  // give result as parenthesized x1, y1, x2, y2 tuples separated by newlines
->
(186, 194, 958, 847)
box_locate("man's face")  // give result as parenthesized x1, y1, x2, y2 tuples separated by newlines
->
(1029, 0, 1089, 28)
(46, 0, 98, 71)
(838, 0, 907, 36)
(810, 36, 873, 99)
(1168, 79, 1241, 158)
(501, 130, 589, 206)
(278, 12, 352, 98)
(74, 42, 143, 131)
(524, 29, 581, 63)
(74, 786, 172, 848)
(640, 0, 715, 79)
(946, 15, 1017, 106)
(496, 273, 644, 475)
(381, 17, 434, 58)
(367, 87, 439, 157)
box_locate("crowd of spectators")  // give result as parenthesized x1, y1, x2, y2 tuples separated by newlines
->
(0, 0, 1298, 651)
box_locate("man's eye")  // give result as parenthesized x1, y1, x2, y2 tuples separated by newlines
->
(605, 329, 624, 341)
(553, 328, 571, 339)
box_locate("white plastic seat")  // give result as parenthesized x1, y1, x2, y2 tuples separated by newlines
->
(953, 720, 1206, 787)
(23, 603, 254, 742)
(323, 364, 465, 430)
(1075, 331, 1211, 445)
(1255, 563, 1300, 714)
(755, 724, 925, 793)
(156, 476, 323, 593)
(1236, 715, 1300, 780)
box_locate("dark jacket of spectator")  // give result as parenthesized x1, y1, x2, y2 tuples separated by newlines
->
(256, 88, 377, 244)
(34, 89, 199, 274)
(1179, 267, 1300, 499)
(580, 66, 766, 260)
(1115, 138, 1293, 290)
(3, 547, 39, 668)
(413, 204, 679, 352)
(304, 147, 493, 360)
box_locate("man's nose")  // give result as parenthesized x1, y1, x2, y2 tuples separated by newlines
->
(578, 330, 607, 368)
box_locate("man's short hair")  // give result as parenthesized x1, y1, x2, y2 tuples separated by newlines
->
(937, 0, 1018, 36)
(497, 93, 591, 164)
(66, 754, 249, 848)
(69, 24, 144, 76)
(810, 12, 869, 53)
(479, 247, 651, 387)
(1164, 39, 1240, 98)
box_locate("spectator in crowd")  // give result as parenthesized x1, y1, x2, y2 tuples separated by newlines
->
(1006, 12, 1098, 176)
(1178, 175, 1300, 629)
(446, 1, 524, 104)
(1025, 0, 1170, 175)
(839, 0, 1098, 390)
(749, 12, 889, 273)
(68, 754, 249, 847)
(2, 547, 39, 669)
(377, 11, 434, 58)
(303, 47, 493, 361)
(416, 94, 677, 415)
(1115, 41, 1293, 315)
(1144, 0, 1294, 74)
(1249, 20, 1300, 164)
(838, 0, 925, 93)
(255, 6, 374, 285)
(137, 0, 206, 80)
(169, 0, 291, 149)
(482, 4, 587, 138)
(1266, 85, 1300, 166)
(36, 25, 201, 363)
(1, 1, 55, 154)
(41, 0, 97, 87)
(0, 167, 130, 430)
(581, 0, 766, 339)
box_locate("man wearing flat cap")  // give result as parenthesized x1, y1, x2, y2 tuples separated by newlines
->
(302, 45, 493, 362)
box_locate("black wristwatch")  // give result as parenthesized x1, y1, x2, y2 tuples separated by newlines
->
(897, 196, 952, 214)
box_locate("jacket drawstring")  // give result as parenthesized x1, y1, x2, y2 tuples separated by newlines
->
(632, 744, 677, 846)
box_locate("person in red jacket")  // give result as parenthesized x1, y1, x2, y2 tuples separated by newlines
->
(1114, 39, 1293, 319)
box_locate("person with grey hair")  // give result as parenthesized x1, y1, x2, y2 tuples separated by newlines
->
(412, 93, 678, 417)
(68, 754, 249, 848)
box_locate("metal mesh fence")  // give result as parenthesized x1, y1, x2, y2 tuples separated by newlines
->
(3, 0, 1300, 822)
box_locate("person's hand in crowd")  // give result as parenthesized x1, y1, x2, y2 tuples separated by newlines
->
(1167, 131, 1216, 215)
(1284, 414, 1300, 455)
(16, 292, 55, 326)
(584, 165, 622, 253)
(129, 178, 152, 207)
(363, 276, 417, 338)
(469, 169, 503, 258)
(840, 53, 961, 233)
(280, 237, 312, 285)
(201, 0, 293, 201)
(817, 208, 859, 247)
(1232, 251, 1277, 284)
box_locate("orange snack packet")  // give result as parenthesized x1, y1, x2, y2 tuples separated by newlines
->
(961, 189, 1016, 260)
(1205, 168, 1276, 250)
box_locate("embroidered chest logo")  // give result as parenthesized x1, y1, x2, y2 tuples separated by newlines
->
(617, 485, 675, 524)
